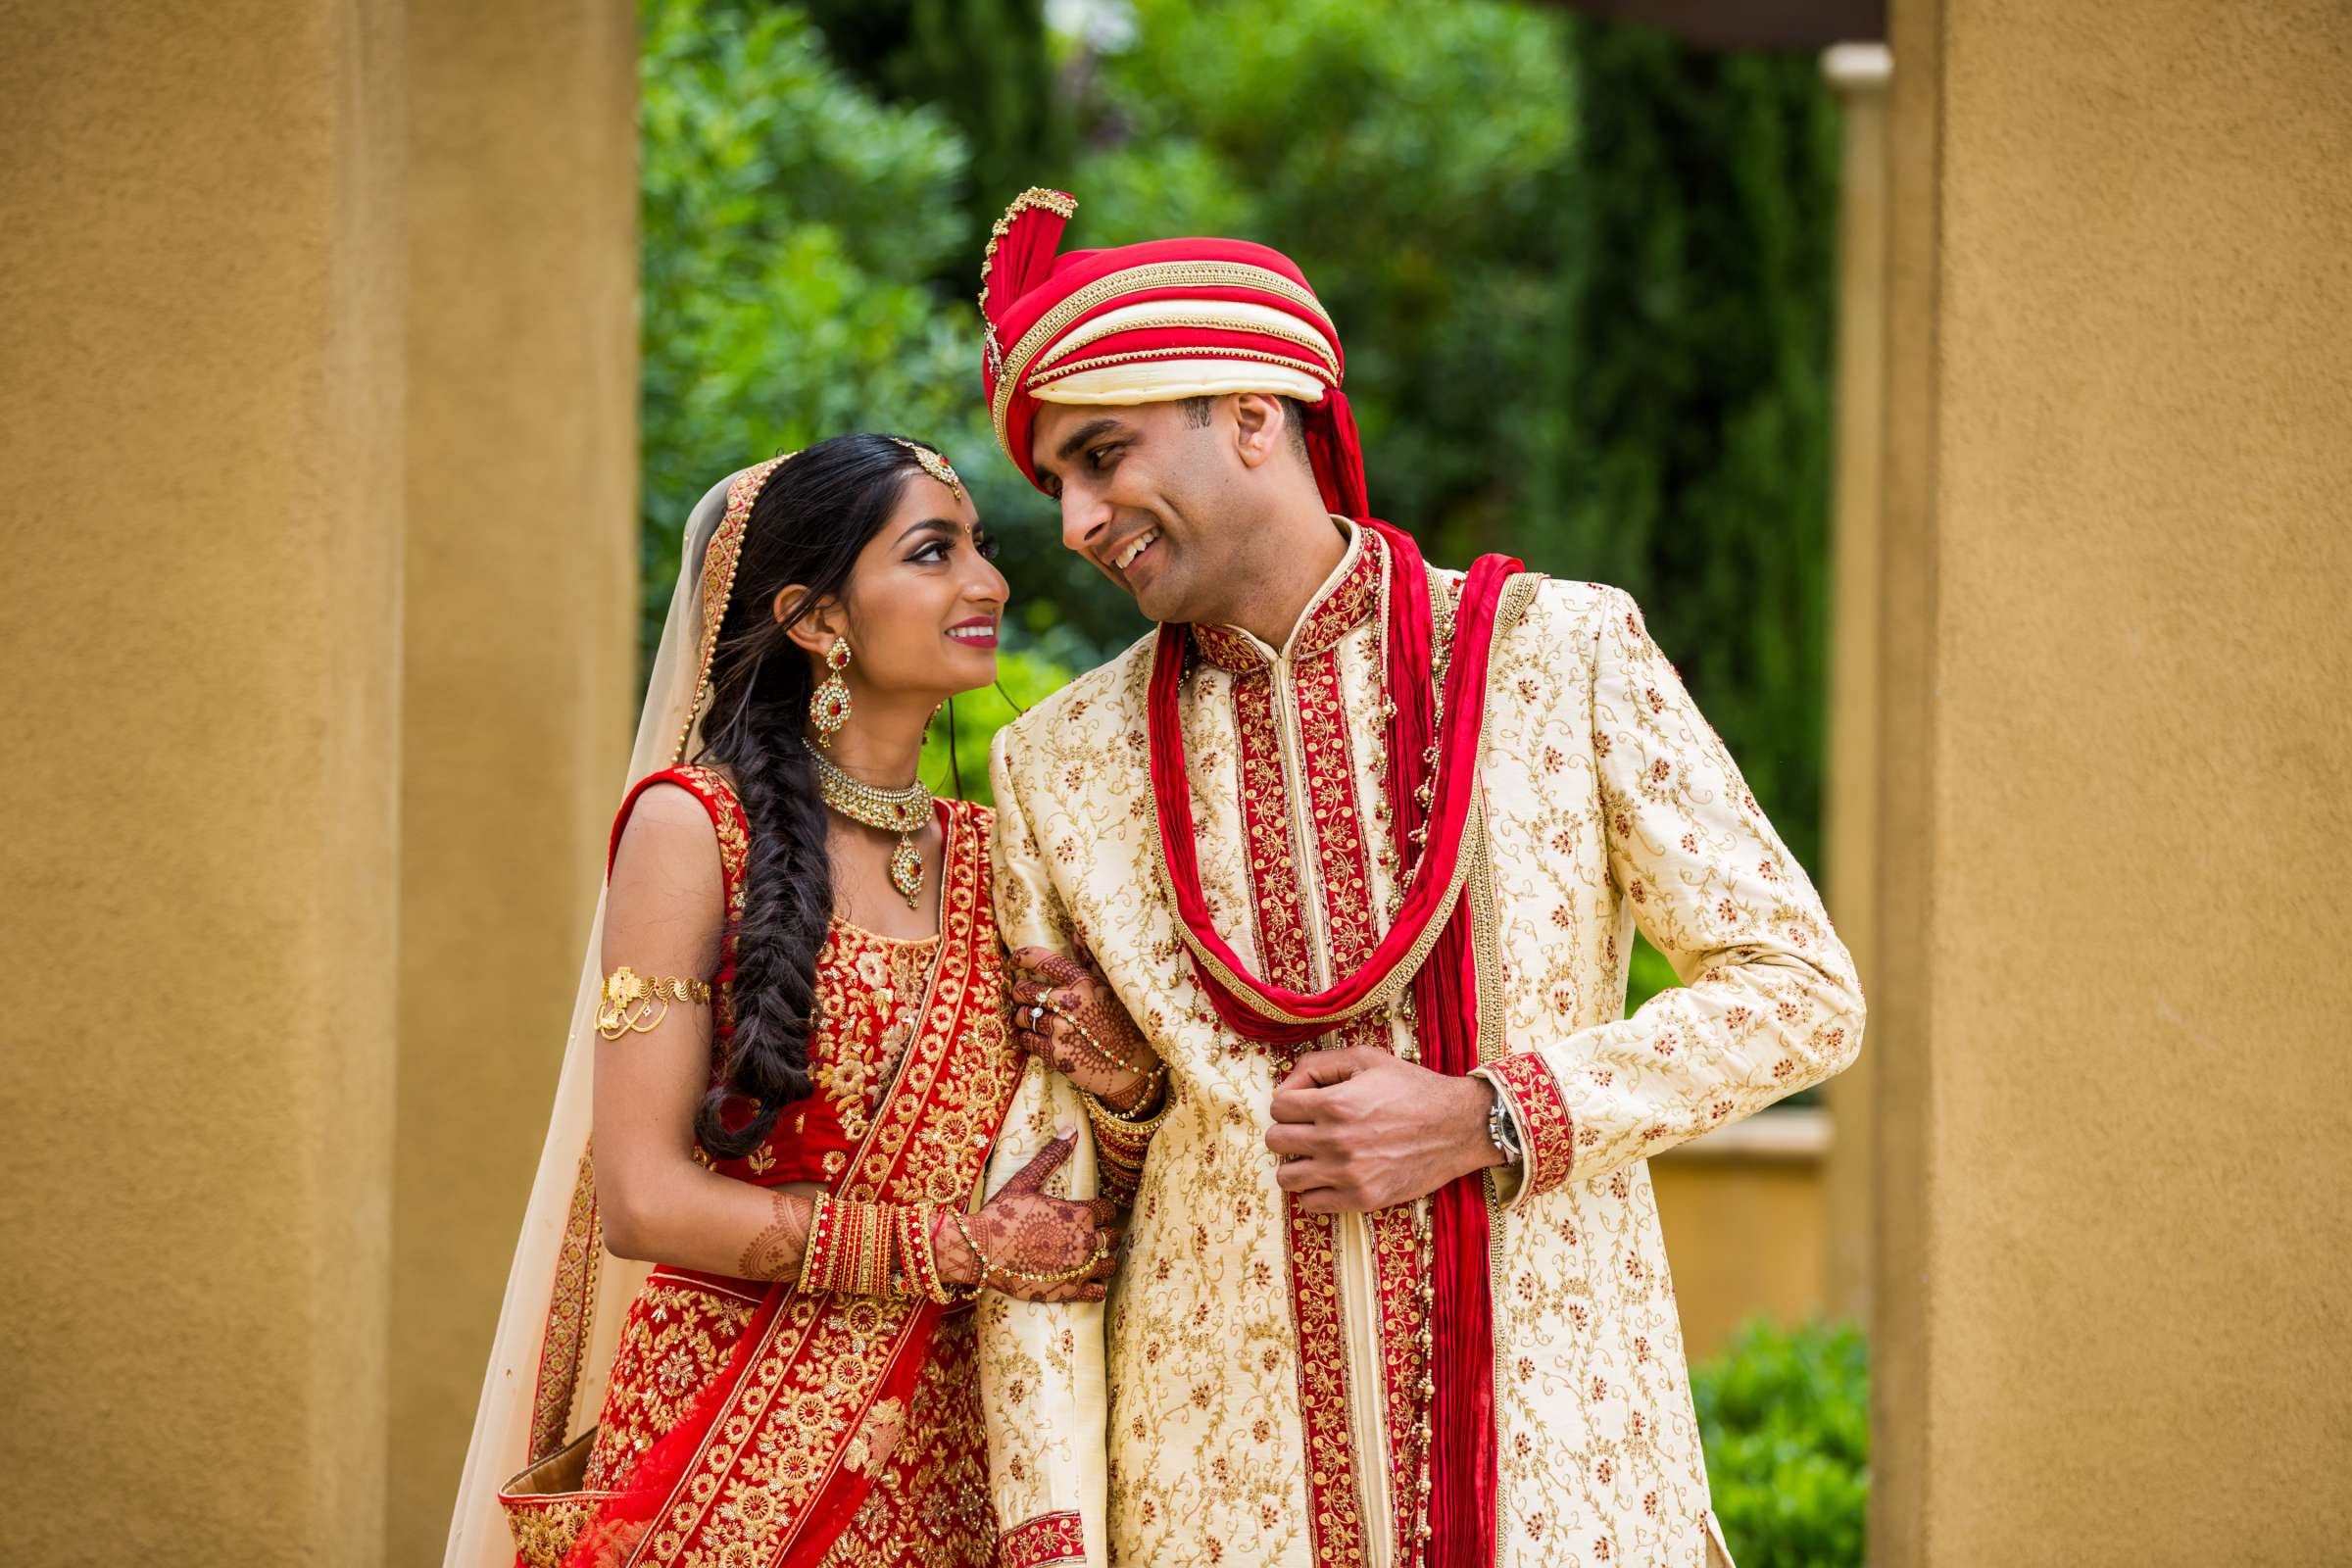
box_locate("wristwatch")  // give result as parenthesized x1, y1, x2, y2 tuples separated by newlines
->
(1483, 1079, 1525, 1168)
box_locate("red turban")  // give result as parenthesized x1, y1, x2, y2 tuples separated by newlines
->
(977, 187, 1370, 518)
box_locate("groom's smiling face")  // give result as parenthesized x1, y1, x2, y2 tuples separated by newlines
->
(1029, 395, 1298, 627)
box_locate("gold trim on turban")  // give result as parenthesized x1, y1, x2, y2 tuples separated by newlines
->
(1032, 358, 1330, 408)
(1033, 298, 1339, 379)
(991, 260, 1337, 456)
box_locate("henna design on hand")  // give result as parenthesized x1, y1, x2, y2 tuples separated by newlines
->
(1009, 945, 1161, 1108)
(965, 1131, 1123, 1301)
(737, 1187, 810, 1280)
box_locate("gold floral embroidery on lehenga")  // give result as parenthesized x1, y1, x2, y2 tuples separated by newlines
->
(814, 1313, 993, 1567)
(581, 1279, 761, 1491)
(573, 909, 992, 1562)
(814, 928, 940, 1143)
(537, 786, 1013, 1568)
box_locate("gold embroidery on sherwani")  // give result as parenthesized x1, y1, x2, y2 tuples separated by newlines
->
(1206, 529, 1437, 1568)
(980, 549, 1861, 1568)
(996, 1510, 1088, 1568)
(1296, 635, 1435, 1560)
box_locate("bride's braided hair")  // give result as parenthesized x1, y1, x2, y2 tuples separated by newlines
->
(691, 433, 942, 1159)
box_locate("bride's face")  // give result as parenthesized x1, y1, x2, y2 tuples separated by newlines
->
(817, 471, 1008, 706)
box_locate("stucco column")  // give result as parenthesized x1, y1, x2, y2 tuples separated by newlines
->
(1871, 1, 2352, 1561)
(0, 3, 407, 1563)
(1819, 39, 1891, 1334)
(390, 3, 638, 1560)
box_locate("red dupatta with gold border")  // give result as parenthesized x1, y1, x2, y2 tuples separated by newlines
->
(556, 798, 1020, 1568)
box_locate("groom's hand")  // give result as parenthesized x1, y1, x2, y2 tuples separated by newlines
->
(1264, 1047, 1502, 1213)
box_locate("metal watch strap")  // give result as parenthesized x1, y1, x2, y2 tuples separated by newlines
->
(1484, 1079, 1524, 1166)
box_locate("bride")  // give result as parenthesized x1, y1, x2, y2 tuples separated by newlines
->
(443, 434, 1167, 1568)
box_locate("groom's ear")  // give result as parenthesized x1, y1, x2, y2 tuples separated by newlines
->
(1229, 392, 1289, 471)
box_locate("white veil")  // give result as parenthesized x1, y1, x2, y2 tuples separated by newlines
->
(442, 465, 768, 1568)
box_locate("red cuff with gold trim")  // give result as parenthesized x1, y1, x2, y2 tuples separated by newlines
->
(997, 1509, 1086, 1568)
(1480, 1053, 1576, 1197)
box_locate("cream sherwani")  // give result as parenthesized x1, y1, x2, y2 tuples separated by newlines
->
(978, 522, 1862, 1568)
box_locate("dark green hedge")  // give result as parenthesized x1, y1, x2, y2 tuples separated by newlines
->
(1693, 1319, 1871, 1567)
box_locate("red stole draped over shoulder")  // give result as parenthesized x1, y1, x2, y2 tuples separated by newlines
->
(1149, 519, 1520, 1568)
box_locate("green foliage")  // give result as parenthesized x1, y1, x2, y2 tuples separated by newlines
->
(797, 0, 1075, 273)
(1556, 22, 1840, 872)
(1627, 930, 1682, 1014)
(1692, 1320, 1870, 1568)
(638, 0, 1076, 673)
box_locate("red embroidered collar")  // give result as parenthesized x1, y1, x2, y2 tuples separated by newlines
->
(1190, 520, 1384, 673)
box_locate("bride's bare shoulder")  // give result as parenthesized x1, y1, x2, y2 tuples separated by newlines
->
(606, 780, 728, 928)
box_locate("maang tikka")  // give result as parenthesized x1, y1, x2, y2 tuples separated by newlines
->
(809, 637, 854, 746)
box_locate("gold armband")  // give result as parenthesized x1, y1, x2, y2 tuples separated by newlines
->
(596, 965, 713, 1039)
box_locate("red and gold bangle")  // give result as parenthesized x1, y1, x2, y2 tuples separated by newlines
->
(870, 1202, 895, 1297)
(819, 1197, 858, 1294)
(885, 1203, 909, 1296)
(806, 1199, 979, 1299)
(798, 1194, 841, 1294)
(1093, 1133, 1147, 1178)
(894, 1203, 949, 1303)
(1087, 1078, 1171, 1151)
(834, 1199, 862, 1294)
(858, 1200, 889, 1297)
(892, 1203, 927, 1299)
(801, 1196, 892, 1296)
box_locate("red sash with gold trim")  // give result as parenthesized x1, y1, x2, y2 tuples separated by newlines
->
(1148, 519, 1521, 1568)
(558, 798, 1019, 1568)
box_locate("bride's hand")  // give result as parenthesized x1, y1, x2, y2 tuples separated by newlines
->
(1009, 942, 1164, 1113)
(936, 1131, 1119, 1303)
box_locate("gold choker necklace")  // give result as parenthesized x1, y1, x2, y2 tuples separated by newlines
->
(806, 739, 933, 907)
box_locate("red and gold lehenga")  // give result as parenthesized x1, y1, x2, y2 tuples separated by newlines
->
(496, 763, 1021, 1568)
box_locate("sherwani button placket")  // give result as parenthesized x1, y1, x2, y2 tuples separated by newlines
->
(1241, 593, 1404, 1568)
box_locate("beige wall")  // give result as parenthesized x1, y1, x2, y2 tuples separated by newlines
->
(392, 4, 637, 1561)
(1871, 1, 2352, 1561)
(0, 3, 636, 1561)
(0, 2, 407, 1562)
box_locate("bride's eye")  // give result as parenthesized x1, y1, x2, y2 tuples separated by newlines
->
(976, 532, 1002, 562)
(909, 539, 952, 564)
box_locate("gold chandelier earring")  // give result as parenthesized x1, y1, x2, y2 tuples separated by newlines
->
(809, 636, 854, 747)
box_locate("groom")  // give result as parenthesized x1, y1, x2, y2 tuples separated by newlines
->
(973, 188, 1863, 1568)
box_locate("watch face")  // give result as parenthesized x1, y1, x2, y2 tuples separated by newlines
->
(1488, 1103, 1520, 1161)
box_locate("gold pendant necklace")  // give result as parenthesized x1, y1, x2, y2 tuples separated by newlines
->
(805, 738, 933, 907)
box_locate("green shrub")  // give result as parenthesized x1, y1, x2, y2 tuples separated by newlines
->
(1691, 1319, 1869, 1568)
